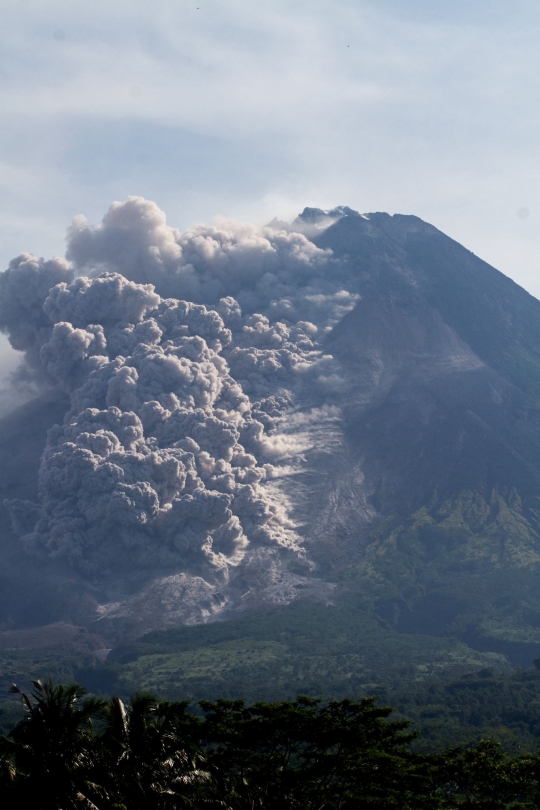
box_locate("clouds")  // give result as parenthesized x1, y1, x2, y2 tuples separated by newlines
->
(3, 0, 540, 306)
(40, 322, 108, 391)
(0, 253, 74, 375)
(63, 197, 360, 342)
(66, 198, 183, 289)
(24, 402, 245, 575)
(11, 295, 277, 576)
(1, 200, 357, 581)
(44, 270, 161, 328)
(66, 196, 334, 313)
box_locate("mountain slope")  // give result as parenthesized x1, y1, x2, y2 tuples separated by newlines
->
(317, 212, 540, 398)
(2, 208, 540, 675)
(301, 211, 540, 654)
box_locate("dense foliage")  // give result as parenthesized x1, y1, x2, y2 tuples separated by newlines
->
(3, 680, 540, 808)
(74, 604, 508, 711)
(389, 665, 540, 753)
(7, 603, 540, 755)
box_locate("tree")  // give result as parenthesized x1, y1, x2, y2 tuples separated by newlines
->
(100, 693, 207, 808)
(0, 678, 106, 809)
(199, 695, 439, 809)
(434, 738, 533, 809)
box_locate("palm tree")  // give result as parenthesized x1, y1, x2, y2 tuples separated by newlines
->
(101, 692, 208, 808)
(0, 678, 107, 809)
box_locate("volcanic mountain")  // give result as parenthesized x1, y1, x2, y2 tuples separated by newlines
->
(2, 205, 540, 670)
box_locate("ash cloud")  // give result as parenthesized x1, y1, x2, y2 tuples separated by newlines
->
(0, 253, 74, 383)
(65, 196, 358, 325)
(0, 197, 359, 586)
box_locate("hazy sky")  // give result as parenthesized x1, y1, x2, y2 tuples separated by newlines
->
(1, 0, 540, 297)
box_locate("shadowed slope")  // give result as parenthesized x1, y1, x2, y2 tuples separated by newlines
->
(304, 212, 540, 651)
(3, 211, 540, 667)
(0, 389, 98, 630)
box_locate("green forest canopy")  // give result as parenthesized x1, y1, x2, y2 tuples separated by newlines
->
(3, 679, 540, 808)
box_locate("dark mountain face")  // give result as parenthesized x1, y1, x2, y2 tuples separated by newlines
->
(306, 212, 540, 652)
(317, 212, 540, 399)
(319, 217, 540, 510)
(0, 389, 99, 630)
(3, 209, 540, 663)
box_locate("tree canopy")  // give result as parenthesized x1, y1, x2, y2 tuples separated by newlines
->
(2, 679, 540, 808)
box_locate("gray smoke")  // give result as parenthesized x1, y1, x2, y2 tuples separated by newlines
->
(0, 198, 359, 585)
(65, 196, 358, 324)
(0, 253, 74, 381)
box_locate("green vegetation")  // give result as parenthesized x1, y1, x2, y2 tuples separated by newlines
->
(5, 484, 540, 754)
(339, 488, 540, 655)
(6, 601, 540, 752)
(0, 603, 518, 744)
(390, 665, 540, 754)
(6, 678, 540, 808)
(76, 604, 507, 707)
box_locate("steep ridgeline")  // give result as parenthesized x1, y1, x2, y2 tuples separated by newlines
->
(2, 205, 540, 673)
(309, 211, 540, 657)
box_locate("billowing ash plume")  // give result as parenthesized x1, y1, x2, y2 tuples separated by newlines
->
(66, 196, 358, 325)
(0, 253, 74, 379)
(0, 198, 359, 586)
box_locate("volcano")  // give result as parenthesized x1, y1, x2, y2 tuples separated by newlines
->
(2, 205, 540, 671)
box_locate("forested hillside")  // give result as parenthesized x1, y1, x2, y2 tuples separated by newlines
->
(4, 678, 540, 808)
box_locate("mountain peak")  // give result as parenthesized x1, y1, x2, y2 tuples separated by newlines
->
(293, 205, 364, 228)
(3, 202, 540, 666)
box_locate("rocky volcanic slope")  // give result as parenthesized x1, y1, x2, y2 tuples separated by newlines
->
(2, 206, 540, 667)
(309, 212, 540, 657)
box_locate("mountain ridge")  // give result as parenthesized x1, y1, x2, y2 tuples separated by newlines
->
(1, 206, 540, 679)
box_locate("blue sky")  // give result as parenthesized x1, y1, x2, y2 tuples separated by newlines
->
(1, 0, 540, 299)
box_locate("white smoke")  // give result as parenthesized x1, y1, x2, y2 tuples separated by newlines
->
(0, 197, 359, 586)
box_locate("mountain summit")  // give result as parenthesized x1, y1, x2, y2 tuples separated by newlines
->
(310, 212, 540, 653)
(1, 204, 540, 665)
